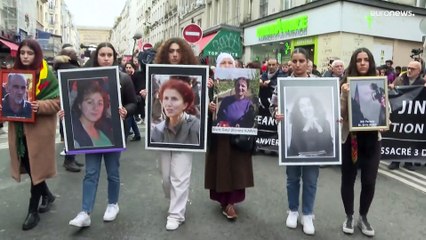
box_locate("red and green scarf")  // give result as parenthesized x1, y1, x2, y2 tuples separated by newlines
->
(16, 59, 60, 157)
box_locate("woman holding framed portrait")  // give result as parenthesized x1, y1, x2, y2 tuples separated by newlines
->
(149, 38, 199, 231)
(68, 42, 137, 228)
(270, 48, 320, 235)
(205, 52, 255, 221)
(340, 47, 381, 237)
(0, 39, 60, 230)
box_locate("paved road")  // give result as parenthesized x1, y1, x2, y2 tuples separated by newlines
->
(0, 124, 425, 240)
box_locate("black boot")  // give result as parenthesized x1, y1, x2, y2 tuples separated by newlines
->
(63, 158, 81, 172)
(39, 192, 56, 213)
(22, 199, 40, 230)
(388, 162, 399, 170)
(22, 211, 40, 230)
(74, 159, 84, 167)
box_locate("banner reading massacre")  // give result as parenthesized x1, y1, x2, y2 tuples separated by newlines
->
(381, 86, 426, 161)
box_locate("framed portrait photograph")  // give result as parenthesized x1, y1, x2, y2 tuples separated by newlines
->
(145, 64, 208, 152)
(348, 76, 389, 131)
(58, 66, 126, 154)
(278, 77, 341, 166)
(212, 68, 260, 136)
(0, 69, 36, 122)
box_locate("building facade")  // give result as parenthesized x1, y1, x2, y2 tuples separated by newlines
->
(243, 0, 426, 70)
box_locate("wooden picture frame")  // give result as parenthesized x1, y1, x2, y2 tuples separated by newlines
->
(348, 76, 389, 131)
(0, 69, 36, 122)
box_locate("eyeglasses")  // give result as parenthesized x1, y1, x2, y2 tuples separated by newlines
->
(407, 67, 419, 71)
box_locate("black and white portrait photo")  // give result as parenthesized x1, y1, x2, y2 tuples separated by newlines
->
(348, 77, 389, 131)
(278, 78, 341, 165)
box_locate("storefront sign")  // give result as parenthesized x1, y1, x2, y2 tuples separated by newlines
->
(203, 30, 242, 58)
(293, 37, 315, 46)
(256, 15, 308, 41)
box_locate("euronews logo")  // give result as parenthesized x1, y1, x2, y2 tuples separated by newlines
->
(370, 10, 415, 17)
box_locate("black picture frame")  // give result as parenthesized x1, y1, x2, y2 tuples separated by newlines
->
(58, 66, 126, 154)
(278, 77, 341, 166)
(145, 64, 208, 152)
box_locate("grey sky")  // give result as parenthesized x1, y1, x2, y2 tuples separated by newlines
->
(64, 0, 126, 28)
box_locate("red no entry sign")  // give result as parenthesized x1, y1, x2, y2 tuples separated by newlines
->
(182, 23, 202, 43)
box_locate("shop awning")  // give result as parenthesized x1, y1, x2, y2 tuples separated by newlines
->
(197, 30, 242, 59)
(197, 33, 217, 53)
(0, 39, 18, 57)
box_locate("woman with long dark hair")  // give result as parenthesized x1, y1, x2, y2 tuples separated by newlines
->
(271, 48, 319, 235)
(340, 47, 381, 237)
(68, 42, 137, 228)
(0, 39, 60, 230)
(151, 38, 199, 231)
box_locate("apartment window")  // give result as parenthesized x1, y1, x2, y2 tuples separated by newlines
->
(48, 0, 55, 9)
(197, 18, 202, 27)
(282, 0, 292, 10)
(260, 0, 268, 18)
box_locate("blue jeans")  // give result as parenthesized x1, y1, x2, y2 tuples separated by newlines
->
(286, 166, 319, 215)
(126, 116, 140, 138)
(82, 152, 121, 213)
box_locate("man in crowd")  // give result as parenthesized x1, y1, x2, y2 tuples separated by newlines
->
(53, 44, 84, 172)
(388, 60, 426, 171)
(385, 59, 396, 83)
(312, 63, 321, 77)
(2, 73, 32, 118)
(330, 59, 345, 83)
(259, 58, 286, 111)
(280, 62, 290, 77)
(322, 59, 335, 77)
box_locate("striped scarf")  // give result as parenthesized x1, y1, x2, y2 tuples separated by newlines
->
(15, 59, 59, 157)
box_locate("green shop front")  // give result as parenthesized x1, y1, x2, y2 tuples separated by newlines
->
(243, 1, 425, 72)
(243, 14, 319, 65)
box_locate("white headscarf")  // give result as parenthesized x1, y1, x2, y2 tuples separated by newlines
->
(216, 52, 235, 69)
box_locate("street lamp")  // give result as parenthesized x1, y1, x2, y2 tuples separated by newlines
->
(132, 33, 142, 55)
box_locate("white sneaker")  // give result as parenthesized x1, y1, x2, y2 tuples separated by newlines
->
(60, 150, 66, 156)
(342, 215, 354, 234)
(286, 210, 299, 229)
(358, 216, 375, 237)
(69, 212, 91, 227)
(301, 215, 315, 235)
(166, 218, 182, 231)
(103, 203, 119, 221)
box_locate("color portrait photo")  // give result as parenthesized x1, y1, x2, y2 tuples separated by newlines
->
(58, 67, 125, 154)
(212, 68, 259, 135)
(0, 70, 36, 122)
(146, 64, 208, 152)
(68, 78, 114, 149)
